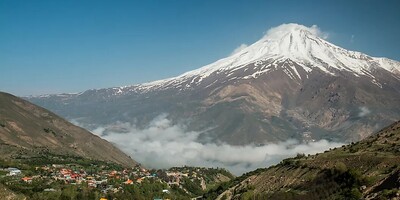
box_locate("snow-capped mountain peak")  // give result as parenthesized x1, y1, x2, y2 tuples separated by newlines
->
(26, 24, 400, 153)
(130, 23, 400, 92)
(41, 23, 398, 96)
(182, 24, 398, 78)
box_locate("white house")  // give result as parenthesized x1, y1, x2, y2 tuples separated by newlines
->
(7, 168, 22, 176)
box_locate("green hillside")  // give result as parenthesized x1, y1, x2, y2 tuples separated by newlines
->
(205, 121, 400, 200)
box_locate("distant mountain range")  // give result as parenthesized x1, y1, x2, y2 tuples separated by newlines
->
(27, 23, 400, 145)
(0, 92, 136, 167)
(205, 120, 400, 200)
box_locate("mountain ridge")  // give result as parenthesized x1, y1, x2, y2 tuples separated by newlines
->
(206, 120, 400, 200)
(26, 24, 400, 146)
(29, 24, 400, 98)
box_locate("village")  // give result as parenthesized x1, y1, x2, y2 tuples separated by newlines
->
(0, 162, 231, 200)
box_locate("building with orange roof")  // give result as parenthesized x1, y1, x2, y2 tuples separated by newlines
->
(136, 178, 143, 184)
(21, 177, 33, 183)
(124, 179, 133, 185)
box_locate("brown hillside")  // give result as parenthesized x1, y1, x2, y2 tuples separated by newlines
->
(0, 92, 136, 167)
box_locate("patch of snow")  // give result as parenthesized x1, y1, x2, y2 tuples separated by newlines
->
(371, 79, 383, 88)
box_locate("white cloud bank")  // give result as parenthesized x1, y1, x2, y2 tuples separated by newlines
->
(263, 23, 330, 40)
(92, 114, 343, 175)
(230, 43, 248, 55)
(227, 23, 330, 59)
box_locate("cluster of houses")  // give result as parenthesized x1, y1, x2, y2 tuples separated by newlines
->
(165, 171, 189, 186)
(1, 165, 216, 200)
(2, 165, 167, 192)
(166, 168, 207, 190)
(44, 164, 157, 189)
(3, 167, 33, 184)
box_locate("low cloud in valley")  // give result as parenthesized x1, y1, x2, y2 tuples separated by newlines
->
(358, 106, 371, 117)
(90, 114, 343, 175)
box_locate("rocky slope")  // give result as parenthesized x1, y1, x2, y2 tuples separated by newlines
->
(27, 24, 400, 145)
(206, 121, 400, 200)
(0, 92, 136, 167)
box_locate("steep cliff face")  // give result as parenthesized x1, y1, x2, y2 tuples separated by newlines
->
(0, 92, 136, 167)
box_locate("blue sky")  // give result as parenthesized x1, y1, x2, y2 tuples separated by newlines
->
(1, 0, 399, 96)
